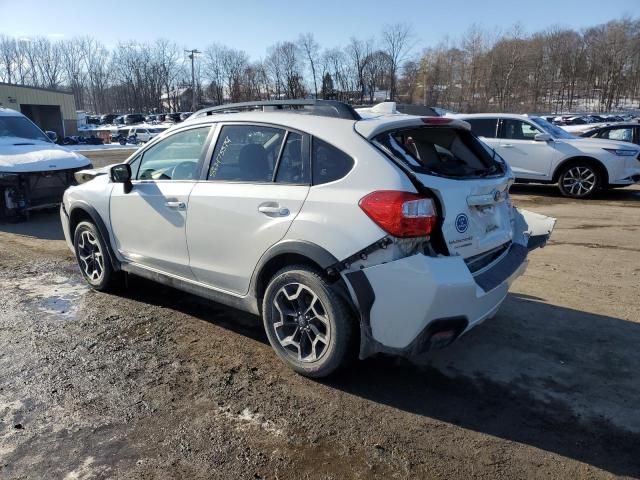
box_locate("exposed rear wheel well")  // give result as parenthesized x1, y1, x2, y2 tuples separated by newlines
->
(553, 157, 609, 185)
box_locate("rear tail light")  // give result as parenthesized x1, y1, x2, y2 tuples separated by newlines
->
(359, 191, 438, 238)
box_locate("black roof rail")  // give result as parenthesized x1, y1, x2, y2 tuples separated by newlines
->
(191, 99, 361, 121)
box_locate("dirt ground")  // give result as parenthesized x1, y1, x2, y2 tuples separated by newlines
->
(0, 149, 639, 479)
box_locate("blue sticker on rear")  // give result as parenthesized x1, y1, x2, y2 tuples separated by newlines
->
(455, 213, 469, 233)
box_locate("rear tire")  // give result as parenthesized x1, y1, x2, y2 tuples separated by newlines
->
(558, 162, 601, 198)
(73, 221, 122, 291)
(262, 266, 354, 378)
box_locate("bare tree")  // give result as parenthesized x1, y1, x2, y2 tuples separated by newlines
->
(61, 38, 86, 108)
(381, 23, 414, 100)
(298, 33, 320, 98)
(346, 37, 372, 103)
(0, 35, 17, 83)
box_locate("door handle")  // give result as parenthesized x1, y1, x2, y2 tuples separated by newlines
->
(501, 144, 514, 148)
(258, 205, 290, 216)
(165, 201, 186, 210)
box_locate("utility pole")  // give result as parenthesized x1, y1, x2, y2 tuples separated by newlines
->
(185, 49, 201, 111)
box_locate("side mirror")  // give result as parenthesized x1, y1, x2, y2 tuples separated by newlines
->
(534, 133, 552, 142)
(110, 163, 133, 193)
(46, 130, 58, 142)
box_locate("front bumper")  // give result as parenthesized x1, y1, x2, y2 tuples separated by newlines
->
(1, 167, 88, 218)
(610, 157, 640, 185)
(343, 208, 555, 359)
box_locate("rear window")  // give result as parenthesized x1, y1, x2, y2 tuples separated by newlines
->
(373, 127, 504, 178)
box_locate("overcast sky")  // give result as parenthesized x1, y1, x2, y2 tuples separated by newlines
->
(1, 0, 637, 59)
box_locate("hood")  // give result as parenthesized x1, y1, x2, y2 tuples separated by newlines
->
(0, 139, 91, 173)
(561, 137, 640, 152)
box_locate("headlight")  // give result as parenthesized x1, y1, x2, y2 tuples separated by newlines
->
(603, 148, 639, 156)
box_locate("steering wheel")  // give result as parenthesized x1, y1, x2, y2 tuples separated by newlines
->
(172, 161, 197, 180)
(139, 168, 156, 180)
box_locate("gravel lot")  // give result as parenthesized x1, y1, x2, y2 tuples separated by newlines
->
(0, 149, 639, 479)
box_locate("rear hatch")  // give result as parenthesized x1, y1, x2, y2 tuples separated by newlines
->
(356, 116, 514, 261)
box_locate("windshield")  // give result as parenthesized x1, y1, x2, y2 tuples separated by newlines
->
(373, 127, 504, 178)
(0, 116, 50, 143)
(530, 116, 575, 139)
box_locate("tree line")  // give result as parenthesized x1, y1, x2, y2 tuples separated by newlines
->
(0, 17, 638, 115)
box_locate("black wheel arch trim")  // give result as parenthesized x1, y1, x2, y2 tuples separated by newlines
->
(68, 202, 121, 271)
(249, 239, 339, 299)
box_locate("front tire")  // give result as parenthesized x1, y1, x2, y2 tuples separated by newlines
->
(73, 221, 121, 291)
(262, 266, 354, 378)
(558, 163, 601, 198)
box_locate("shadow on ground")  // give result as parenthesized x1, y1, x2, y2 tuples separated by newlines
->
(0, 210, 64, 241)
(116, 277, 640, 477)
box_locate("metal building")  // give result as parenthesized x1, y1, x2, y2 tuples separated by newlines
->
(0, 82, 78, 137)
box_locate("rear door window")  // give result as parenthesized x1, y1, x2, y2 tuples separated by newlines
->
(465, 118, 498, 138)
(275, 132, 310, 184)
(373, 127, 503, 178)
(208, 125, 285, 182)
(312, 138, 354, 185)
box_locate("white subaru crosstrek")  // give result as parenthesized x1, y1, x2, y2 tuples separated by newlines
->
(60, 100, 555, 377)
(455, 113, 640, 198)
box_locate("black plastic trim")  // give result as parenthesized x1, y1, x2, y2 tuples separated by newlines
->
(122, 263, 260, 315)
(249, 240, 339, 298)
(527, 234, 550, 251)
(192, 99, 361, 121)
(343, 270, 376, 358)
(474, 243, 527, 292)
(68, 202, 121, 270)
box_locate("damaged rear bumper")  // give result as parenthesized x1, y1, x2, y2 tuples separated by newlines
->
(342, 208, 556, 359)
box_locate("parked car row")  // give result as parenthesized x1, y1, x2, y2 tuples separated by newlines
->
(546, 113, 638, 126)
(109, 125, 171, 145)
(87, 112, 194, 127)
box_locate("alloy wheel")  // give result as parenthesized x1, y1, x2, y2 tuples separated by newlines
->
(77, 230, 104, 282)
(271, 283, 330, 363)
(561, 166, 597, 197)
